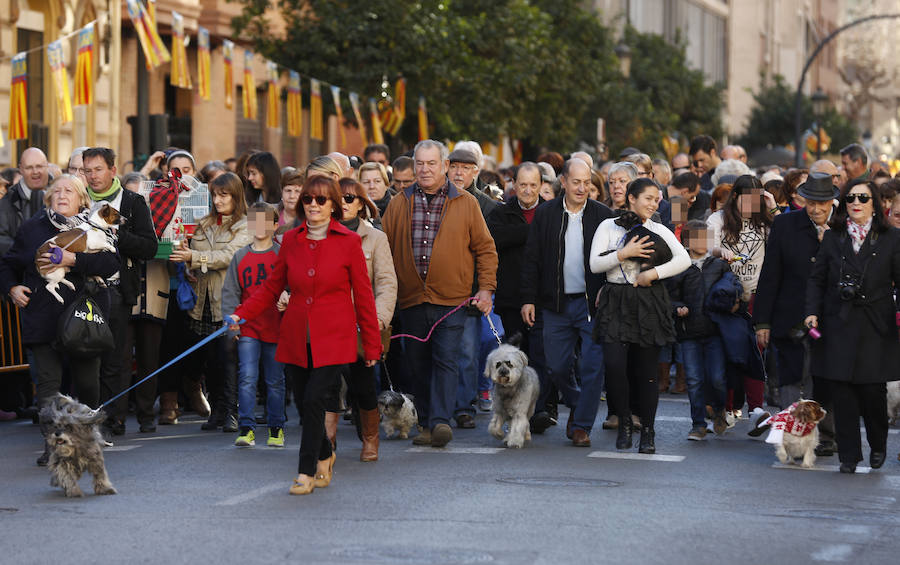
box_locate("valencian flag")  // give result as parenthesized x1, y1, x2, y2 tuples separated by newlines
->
(369, 98, 384, 144)
(73, 23, 94, 106)
(286, 71, 302, 137)
(265, 61, 279, 129)
(47, 41, 73, 124)
(242, 50, 257, 120)
(348, 92, 366, 146)
(8, 53, 28, 141)
(309, 79, 323, 141)
(197, 27, 211, 100)
(126, 0, 170, 69)
(417, 96, 429, 141)
(170, 12, 191, 89)
(223, 40, 234, 109)
(330, 85, 346, 148)
(379, 77, 406, 136)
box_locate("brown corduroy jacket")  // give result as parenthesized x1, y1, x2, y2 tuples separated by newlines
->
(382, 180, 497, 310)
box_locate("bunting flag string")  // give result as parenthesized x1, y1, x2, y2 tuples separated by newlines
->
(380, 77, 406, 136)
(417, 95, 429, 141)
(126, 0, 170, 69)
(348, 92, 367, 146)
(309, 79, 323, 141)
(329, 85, 346, 148)
(286, 71, 302, 137)
(8, 53, 28, 141)
(170, 12, 192, 89)
(47, 41, 74, 124)
(369, 97, 384, 144)
(73, 23, 93, 106)
(266, 61, 279, 129)
(197, 27, 211, 101)
(242, 50, 258, 119)
(223, 40, 234, 109)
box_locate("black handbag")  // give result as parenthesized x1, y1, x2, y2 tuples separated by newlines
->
(57, 280, 115, 357)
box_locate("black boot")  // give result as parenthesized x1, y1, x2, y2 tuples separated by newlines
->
(222, 412, 238, 433)
(639, 426, 656, 454)
(201, 402, 224, 431)
(615, 415, 633, 449)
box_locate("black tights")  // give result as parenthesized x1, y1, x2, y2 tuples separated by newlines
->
(603, 342, 661, 429)
(285, 354, 341, 476)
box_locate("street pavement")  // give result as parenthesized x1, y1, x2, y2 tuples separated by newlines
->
(2, 395, 900, 565)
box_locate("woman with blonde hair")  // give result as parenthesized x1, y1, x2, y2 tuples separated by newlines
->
(306, 155, 344, 181)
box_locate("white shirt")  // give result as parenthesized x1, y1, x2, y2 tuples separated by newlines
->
(706, 210, 768, 301)
(589, 217, 690, 283)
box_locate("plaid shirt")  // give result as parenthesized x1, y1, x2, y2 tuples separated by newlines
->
(411, 182, 448, 280)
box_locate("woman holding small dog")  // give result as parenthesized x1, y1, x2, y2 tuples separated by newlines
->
(229, 175, 381, 495)
(805, 179, 900, 473)
(0, 175, 120, 464)
(590, 177, 690, 454)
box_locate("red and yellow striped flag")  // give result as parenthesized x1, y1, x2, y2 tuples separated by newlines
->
(223, 40, 234, 109)
(266, 62, 279, 129)
(47, 41, 73, 124)
(330, 85, 346, 148)
(126, 0, 170, 69)
(286, 71, 302, 137)
(73, 23, 93, 106)
(309, 79, 323, 140)
(417, 96, 429, 141)
(369, 98, 384, 144)
(348, 92, 366, 146)
(197, 27, 211, 101)
(8, 53, 28, 141)
(380, 77, 407, 136)
(170, 12, 191, 89)
(242, 50, 257, 120)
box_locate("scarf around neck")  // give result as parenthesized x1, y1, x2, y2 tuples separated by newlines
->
(846, 217, 872, 253)
(88, 176, 122, 202)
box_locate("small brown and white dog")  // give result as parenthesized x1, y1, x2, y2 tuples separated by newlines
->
(486, 344, 539, 448)
(764, 399, 827, 468)
(377, 390, 417, 439)
(39, 393, 117, 497)
(36, 203, 121, 303)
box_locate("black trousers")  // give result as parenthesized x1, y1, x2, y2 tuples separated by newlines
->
(286, 359, 341, 476)
(830, 380, 888, 465)
(345, 360, 377, 411)
(192, 331, 236, 416)
(98, 286, 131, 423)
(31, 343, 100, 409)
(125, 320, 163, 425)
(603, 342, 661, 429)
(158, 297, 195, 394)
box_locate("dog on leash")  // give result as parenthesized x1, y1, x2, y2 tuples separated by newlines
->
(887, 381, 900, 425)
(39, 394, 117, 497)
(377, 390, 417, 439)
(764, 399, 827, 468)
(486, 344, 539, 448)
(36, 203, 122, 303)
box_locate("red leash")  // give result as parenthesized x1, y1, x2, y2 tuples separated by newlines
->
(390, 297, 476, 343)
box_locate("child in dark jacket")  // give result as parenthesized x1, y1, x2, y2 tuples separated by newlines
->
(667, 220, 731, 440)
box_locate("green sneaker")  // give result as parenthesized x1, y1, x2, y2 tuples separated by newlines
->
(235, 428, 255, 447)
(267, 427, 285, 448)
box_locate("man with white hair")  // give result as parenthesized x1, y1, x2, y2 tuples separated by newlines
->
(720, 145, 747, 163)
(810, 159, 841, 186)
(326, 152, 353, 178)
(710, 159, 751, 187)
(0, 147, 49, 255)
(571, 151, 594, 170)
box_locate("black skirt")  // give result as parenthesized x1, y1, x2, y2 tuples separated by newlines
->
(593, 282, 676, 347)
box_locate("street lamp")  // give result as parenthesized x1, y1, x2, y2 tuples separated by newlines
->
(811, 88, 828, 161)
(614, 43, 632, 79)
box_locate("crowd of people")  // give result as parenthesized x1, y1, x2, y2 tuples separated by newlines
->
(1, 134, 899, 494)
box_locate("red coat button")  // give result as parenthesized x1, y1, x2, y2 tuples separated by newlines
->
(308, 268, 315, 276)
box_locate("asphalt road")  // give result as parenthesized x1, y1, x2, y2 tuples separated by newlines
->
(2, 395, 899, 565)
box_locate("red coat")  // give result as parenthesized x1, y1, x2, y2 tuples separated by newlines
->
(235, 219, 381, 368)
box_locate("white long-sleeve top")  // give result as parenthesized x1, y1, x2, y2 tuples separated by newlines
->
(589, 217, 690, 283)
(706, 210, 768, 301)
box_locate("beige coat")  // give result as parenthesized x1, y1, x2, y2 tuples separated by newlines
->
(357, 219, 397, 328)
(187, 216, 251, 322)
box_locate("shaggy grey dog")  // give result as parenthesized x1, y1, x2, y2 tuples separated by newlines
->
(377, 390, 417, 439)
(888, 381, 900, 425)
(39, 394, 117, 497)
(486, 344, 539, 448)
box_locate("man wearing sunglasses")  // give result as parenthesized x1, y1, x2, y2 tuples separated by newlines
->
(688, 135, 721, 194)
(382, 140, 498, 448)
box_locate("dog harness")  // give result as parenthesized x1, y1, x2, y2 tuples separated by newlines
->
(764, 403, 818, 445)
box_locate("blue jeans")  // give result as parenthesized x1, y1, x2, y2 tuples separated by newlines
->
(541, 297, 605, 432)
(680, 336, 726, 427)
(237, 337, 285, 429)
(400, 303, 465, 428)
(454, 314, 481, 418)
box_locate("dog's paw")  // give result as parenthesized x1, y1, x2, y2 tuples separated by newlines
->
(506, 438, 524, 449)
(63, 487, 84, 498)
(95, 484, 117, 495)
(399, 432, 408, 439)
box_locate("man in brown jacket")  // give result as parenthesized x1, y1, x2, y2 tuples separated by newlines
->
(382, 139, 498, 448)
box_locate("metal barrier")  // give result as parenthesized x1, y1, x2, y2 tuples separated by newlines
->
(0, 300, 29, 373)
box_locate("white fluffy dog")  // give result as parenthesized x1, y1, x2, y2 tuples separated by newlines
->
(485, 344, 539, 448)
(377, 390, 417, 439)
(887, 381, 900, 425)
(765, 399, 827, 468)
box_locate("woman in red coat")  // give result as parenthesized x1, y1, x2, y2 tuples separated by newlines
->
(229, 175, 381, 495)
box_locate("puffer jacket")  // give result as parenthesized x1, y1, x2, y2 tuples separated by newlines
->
(667, 255, 732, 340)
(186, 216, 251, 322)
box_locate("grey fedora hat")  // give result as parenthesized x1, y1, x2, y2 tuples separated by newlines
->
(797, 172, 839, 201)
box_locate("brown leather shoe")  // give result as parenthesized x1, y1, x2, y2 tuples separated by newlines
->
(572, 428, 591, 447)
(657, 363, 671, 393)
(672, 364, 687, 394)
(325, 411, 339, 450)
(359, 408, 380, 462)
(187, 380, 211, 418)
(158, 392, 179, 425)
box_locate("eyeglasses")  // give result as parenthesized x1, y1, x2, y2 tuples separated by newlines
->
(342, 194, 358, 203)
(845, 193, 872, 204)
(301, 195, 328, 206)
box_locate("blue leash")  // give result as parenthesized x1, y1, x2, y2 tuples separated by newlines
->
(97, 322, 237, 410)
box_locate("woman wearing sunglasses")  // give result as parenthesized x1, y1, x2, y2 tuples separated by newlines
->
(229, 175, 381, 494)
(805, 179, 900, 473)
